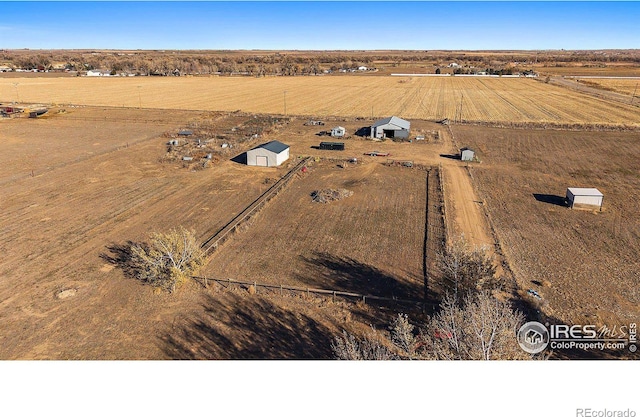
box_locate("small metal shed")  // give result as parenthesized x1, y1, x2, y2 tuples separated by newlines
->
(331, 126, 346, 137)
(460, 147, 475, 161)
(566, 188, 603, 210)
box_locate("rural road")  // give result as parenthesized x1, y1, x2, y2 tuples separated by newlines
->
(438, 126, 494, 252)
(441, 164, 494, 250)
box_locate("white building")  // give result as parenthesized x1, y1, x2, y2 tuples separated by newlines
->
(566, 188, 603, 210)
(460, 147, 475, 161)
(86, 70, 111, 77)
(370, 116, 410, 140)
(331, 126, 346, 137)
(246, 141, 290, 167)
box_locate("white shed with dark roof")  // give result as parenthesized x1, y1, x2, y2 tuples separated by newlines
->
(370, 116, 410, 140)
(247, 140, 290, 167)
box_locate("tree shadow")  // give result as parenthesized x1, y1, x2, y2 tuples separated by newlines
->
(533, 193, 567, 207)
(100, 241, 143, 279)
(439, 153, 461, 160)
(296, 251, 423, 301)
(160, 293, 336, 359)
(230, 152, 247, 165)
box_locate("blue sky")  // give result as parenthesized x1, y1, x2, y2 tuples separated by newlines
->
(1, 2, 639, 50)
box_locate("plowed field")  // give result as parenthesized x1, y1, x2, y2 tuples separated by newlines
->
(3, 75, 640, 126)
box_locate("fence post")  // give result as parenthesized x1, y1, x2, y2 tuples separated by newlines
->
(307, 288, 310, 298)
(280, 284, 283, 296)
(204, 276, 208, 288)
(363, 296, 366, 305)
(333, 291, 336, 303)
(254, 281, 257, 294)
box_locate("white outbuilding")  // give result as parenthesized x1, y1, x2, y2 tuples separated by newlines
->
(460, 147, 475, 161)
(331, 126, 346, 137)
(370, 116, 410, 140)
(246, 140, 290, 167)
(566, 188, 603, 210)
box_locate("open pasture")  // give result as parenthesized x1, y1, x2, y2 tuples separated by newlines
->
(577, 78, 640, 98)
(0, 107, 292, 358)
(203, 161, 433, 302)
(3, 75, 640, 126)
(451, 125, 640, 326)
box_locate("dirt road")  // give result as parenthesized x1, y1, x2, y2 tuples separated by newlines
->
(438, 127, 494, 251)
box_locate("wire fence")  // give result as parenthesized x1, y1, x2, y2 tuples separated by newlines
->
(200, 156, 311, 255)
(191, 275, 435, 308)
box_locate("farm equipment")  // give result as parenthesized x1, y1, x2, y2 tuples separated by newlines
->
(364, 151, 390, 157)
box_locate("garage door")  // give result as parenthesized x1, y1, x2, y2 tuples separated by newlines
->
(256, 156, 268, 167)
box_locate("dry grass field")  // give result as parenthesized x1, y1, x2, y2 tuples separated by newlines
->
(2, 67, 638, 359)
(202, 161, 431, 302)
(0, 106, 447, 359)
(577, 78, 640, 97)
(3, 75, 640, 126)
(450, 125, 640, 327)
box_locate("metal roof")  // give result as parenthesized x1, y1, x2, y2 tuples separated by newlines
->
(253, 140, 290, 154)
(371, 116, 410, 130)
(460, 147, 474, 152)
(567, 188, 603, 197)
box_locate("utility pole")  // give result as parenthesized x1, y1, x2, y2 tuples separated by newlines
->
(13, 83, 19, 103)
(631, 83, 638, 105)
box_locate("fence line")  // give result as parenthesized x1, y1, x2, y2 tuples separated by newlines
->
(201, 156, 311, 255)
(191, 275, 435, 307)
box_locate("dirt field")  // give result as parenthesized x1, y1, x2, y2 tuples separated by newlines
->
(0, 107, 454, 359)
(450, 125, 640, 327)
(202, 161, 431, 301)
(3, 75, 640, 126)
(576, 78, 640, 98)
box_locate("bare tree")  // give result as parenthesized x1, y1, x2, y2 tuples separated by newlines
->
(438, 235, 497, 300)
(332, 293, 534, 360)
(421, 291, 530, 360)
(332, 329, 397, 360)
(390, 314, 416, 358)
(129, 227, 204, 293)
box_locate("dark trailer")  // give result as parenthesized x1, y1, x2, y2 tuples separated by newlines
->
(319, 141, 345, 151)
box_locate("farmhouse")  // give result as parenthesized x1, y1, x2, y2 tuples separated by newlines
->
(566, 188, 603, 210)
(247, 140, 290, 167)
(370, 116, 410, 140)
(331, 126, 346, 137)
(460, 147, 475, 161)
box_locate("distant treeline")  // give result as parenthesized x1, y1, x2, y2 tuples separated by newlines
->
(2, 50, 639, 76)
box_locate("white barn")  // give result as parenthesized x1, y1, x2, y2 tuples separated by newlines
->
(460, 147, 475, 161)
(566, 188, 603, 210)
(370, 116, 410, 140)
(331, 126, 346, 137)
(246, 140, 290, 167)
